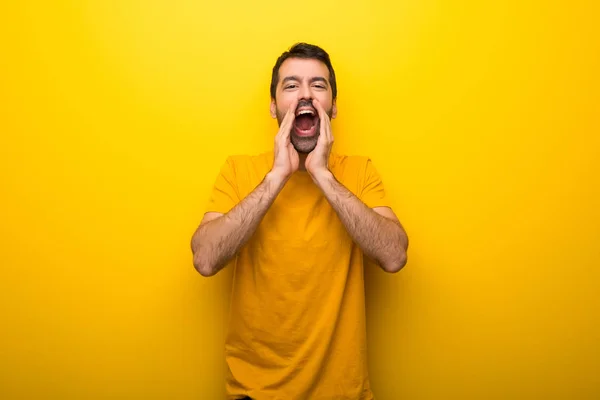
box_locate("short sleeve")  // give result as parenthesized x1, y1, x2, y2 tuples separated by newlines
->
(205, 157, 241, 214)
(359, 159, 392, 209)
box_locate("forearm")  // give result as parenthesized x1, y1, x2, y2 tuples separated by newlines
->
(313, 171, 408, 272)
(192, 172, 285, 276)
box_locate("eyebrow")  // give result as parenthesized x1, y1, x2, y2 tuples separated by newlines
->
(281, 76, 329, 86)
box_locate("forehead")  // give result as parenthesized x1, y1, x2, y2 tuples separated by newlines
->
(278, 58, 330, 82)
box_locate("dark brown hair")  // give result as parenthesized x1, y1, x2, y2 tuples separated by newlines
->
(270, 43, 337, 100)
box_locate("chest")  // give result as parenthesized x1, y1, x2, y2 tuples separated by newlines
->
(255, 174, 350, 245)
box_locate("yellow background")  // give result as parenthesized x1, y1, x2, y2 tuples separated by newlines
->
(1, 1, 599, 399)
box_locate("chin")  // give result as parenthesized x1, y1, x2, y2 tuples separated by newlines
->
(291, 135, 318, 154)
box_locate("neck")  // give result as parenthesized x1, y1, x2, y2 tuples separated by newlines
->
(298, 153, 308, 171)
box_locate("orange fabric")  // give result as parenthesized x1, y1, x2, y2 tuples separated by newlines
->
(205, 151, 391, 400)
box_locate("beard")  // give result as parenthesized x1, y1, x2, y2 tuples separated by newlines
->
(275, 100, 333, 154)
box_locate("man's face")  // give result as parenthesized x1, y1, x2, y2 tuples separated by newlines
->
(271, 58, 337, 154)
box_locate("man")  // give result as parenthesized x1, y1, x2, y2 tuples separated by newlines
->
(191, 43, 409, 400)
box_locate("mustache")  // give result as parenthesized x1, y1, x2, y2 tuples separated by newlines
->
(296, 99, 315, 111)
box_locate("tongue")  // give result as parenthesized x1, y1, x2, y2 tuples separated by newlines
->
(295, 114, 314, 130)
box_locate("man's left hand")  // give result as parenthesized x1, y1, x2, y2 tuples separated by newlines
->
(306, 98, 334, 180)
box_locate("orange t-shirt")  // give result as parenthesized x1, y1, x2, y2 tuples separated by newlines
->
(205, 151, 391, 400)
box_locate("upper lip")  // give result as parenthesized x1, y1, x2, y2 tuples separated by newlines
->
(295, 107, 316, 117)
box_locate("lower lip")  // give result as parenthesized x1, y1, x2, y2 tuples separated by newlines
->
(294, 124, 317, 137)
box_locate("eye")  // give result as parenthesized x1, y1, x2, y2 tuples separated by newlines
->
(284, 84, 297, 90)
(313, 84, 326, 89)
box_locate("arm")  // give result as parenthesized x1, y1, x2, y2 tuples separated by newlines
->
(307, 98, 408, 273)
(312, 171, 408, 273)
(190, 98, 300, 277)
(191, 172, 286, 276)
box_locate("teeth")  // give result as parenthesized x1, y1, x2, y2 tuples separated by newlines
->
(297, 109, 315, 116)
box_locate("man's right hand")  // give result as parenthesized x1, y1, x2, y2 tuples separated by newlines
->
(192, 99, 300, 277)
(270, 99, 299, 182)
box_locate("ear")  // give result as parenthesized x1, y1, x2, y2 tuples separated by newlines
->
(270, 99, 277, 119)
(331, 99, 338, 119)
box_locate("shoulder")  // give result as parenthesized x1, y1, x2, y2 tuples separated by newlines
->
(330, 152, 373, 175)
(219, 151, 274, 192)
(329, 152, 378, 194)
(223, 151, 274, 172)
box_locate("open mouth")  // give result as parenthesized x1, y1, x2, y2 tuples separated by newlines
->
(293, 108, 319, 137)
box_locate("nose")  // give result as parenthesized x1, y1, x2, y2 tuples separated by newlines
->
(298, 83, 312, 102)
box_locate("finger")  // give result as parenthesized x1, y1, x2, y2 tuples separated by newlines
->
(289, 97, 299, 114)
(315, 126, 327, 150)
(287, 142, 298, 158)
(312, 99, 332, 142)
(313, 118, 329, 152)
(281, 98, 299, 139)
(312, 98, 326, 124)
(276, 109, 292, 140)
(276, 98, 298, 144)
(285, 98, 299, 126)
(311, 99, 326, 141)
